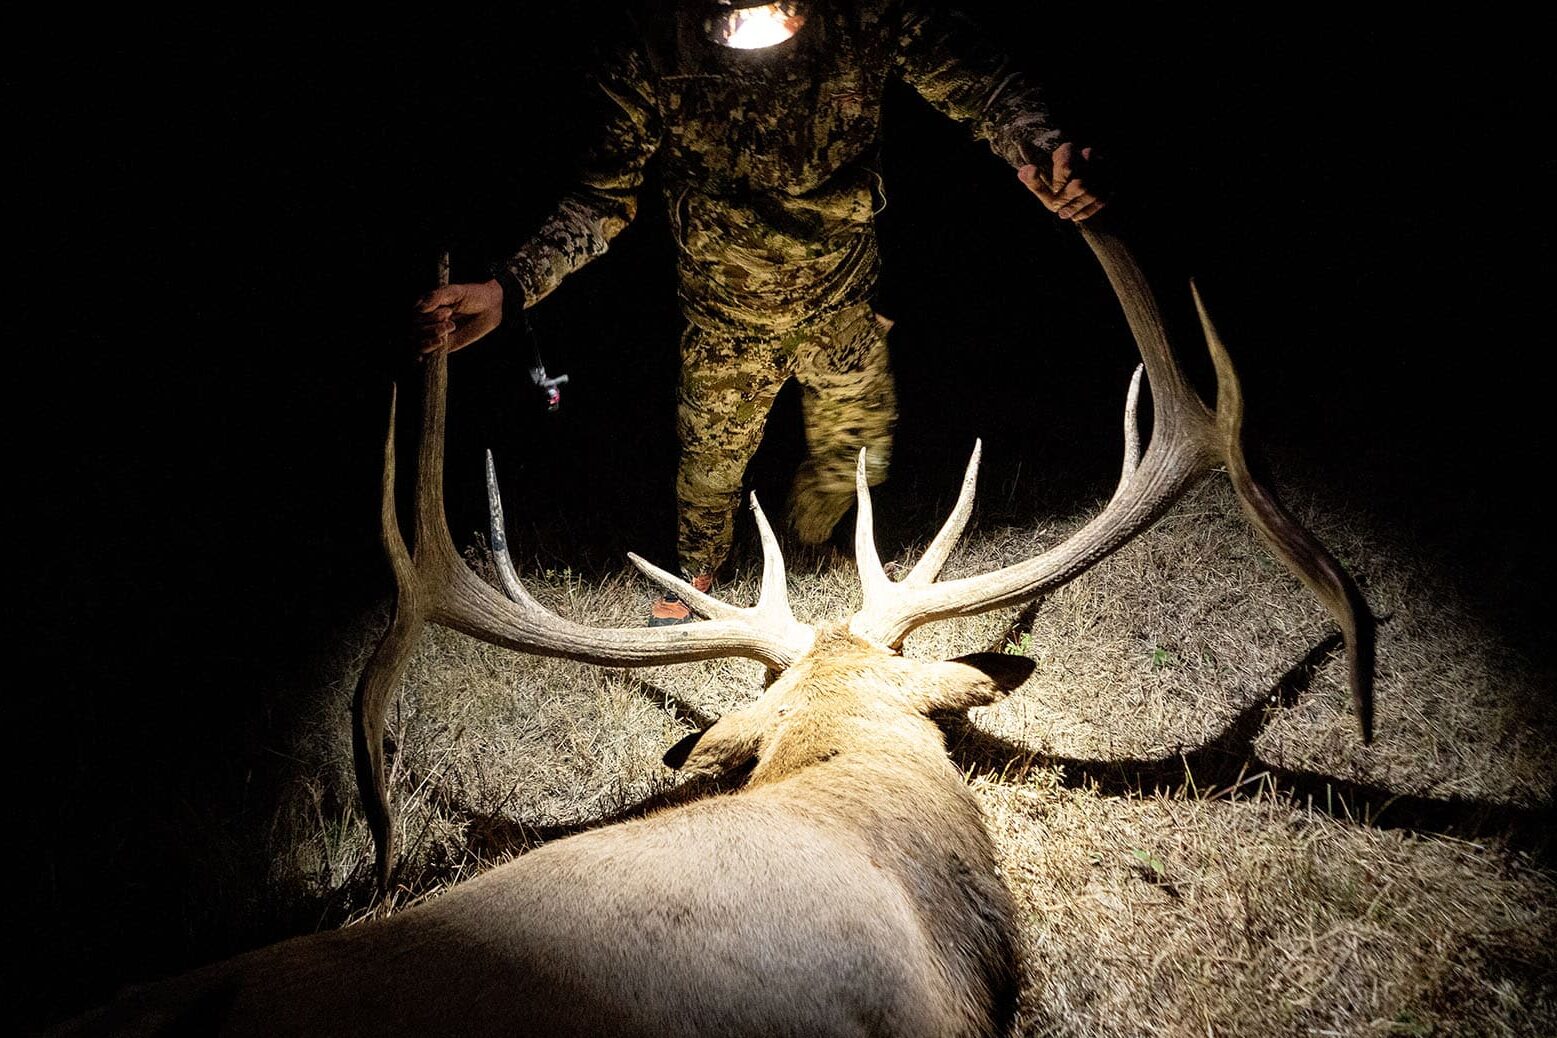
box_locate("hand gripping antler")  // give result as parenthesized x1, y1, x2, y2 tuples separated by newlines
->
(849, 220, 1375, 743)
(352, 260, 813, 889)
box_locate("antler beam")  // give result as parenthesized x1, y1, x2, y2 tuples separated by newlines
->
(350, 260, 814, 889)
(849, 221, 1375, 743)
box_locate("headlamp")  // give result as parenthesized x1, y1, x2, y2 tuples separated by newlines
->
(705, 1, 807, 50)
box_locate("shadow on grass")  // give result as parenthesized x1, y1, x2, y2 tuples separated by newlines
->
(945, 628, 1555, 866)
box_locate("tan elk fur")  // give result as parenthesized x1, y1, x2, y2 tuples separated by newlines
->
(59, 626, 1034, 1037)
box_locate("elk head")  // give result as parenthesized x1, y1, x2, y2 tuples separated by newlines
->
(660, 621, 1036, 782)
(354, 223, 1375, 889)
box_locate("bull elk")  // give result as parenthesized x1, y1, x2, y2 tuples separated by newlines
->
(55, 222, 1371, 1036)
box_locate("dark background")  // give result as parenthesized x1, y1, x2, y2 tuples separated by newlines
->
(14, 2, 1550, 1027)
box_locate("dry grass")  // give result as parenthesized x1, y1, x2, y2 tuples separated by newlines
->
(981, 770, 1554, 1037)
(268, 475, 1554, 1031)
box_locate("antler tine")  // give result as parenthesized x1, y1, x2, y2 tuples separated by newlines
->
(847, 221, 1375, 741)
(626, 494, 800, 626)
(351, 385, 422, 891)
(903, 439, 982, 587)
(1109, 365, 1144, 506)
(750, 493, 796, 619)
(853, 449, 895, 610)
(1191, 282, 1376, 741)
(628, 555, 744, 621)
(486, 450, 548, 611)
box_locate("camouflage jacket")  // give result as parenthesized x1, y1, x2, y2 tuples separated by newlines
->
(491, 1, 1065, 333)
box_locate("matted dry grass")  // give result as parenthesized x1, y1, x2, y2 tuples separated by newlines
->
(981, 771, 1553, 1036)
(273, 475, 1554, 1034)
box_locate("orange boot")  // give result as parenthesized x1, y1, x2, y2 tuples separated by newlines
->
(648, 572, 714, 627)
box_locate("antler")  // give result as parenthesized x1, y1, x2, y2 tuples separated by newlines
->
(395, 362, 815, 668)
(849, 221, 1375, 743)
(351, 259, 813, 889)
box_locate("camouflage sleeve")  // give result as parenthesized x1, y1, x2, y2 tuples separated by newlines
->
(488, 36, 661, 310)
(892, 2, 1065, 169)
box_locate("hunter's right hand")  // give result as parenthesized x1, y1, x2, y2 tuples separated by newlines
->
(414, 279, 504, 356)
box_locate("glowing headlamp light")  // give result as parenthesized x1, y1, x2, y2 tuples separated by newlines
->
(705, 1, 807, 50)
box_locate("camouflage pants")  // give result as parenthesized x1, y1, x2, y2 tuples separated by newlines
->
(676, 301, 896, 577)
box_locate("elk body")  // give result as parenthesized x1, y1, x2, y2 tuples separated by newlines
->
(63, 627, 1034, 1037)
(56, 222, 1373, 1036)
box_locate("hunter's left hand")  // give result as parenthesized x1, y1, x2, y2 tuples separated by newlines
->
(1018, 142, 1107, 222)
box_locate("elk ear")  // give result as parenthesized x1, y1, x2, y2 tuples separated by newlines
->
(663, 706, 764, 775)
(917, 653, 1036, 713)
(662, 730, 705, 769)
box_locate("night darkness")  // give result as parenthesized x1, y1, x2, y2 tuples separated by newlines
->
(14, 2, 1552, 1027)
